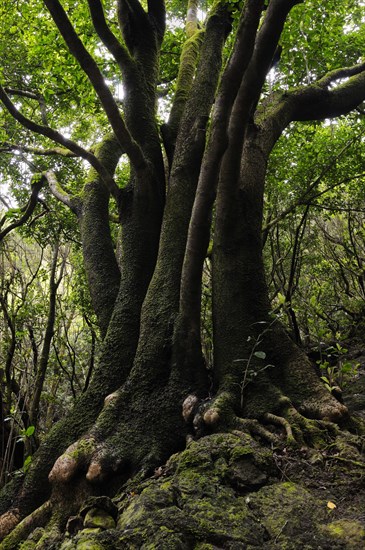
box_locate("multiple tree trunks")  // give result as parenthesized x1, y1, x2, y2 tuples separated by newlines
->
(0, 0, 365, 544)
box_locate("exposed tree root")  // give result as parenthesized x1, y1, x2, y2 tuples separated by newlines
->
(47, 379, 188, 492)
(263, 412, 294, 444)
(1, 501, 51, 550)
(183, 380, 350, 453)
(0, 510, 20, 543)
(49, 438, 97, 484)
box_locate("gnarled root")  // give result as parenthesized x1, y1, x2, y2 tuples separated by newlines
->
(182, 391, 281, 445)
(182, 383, 349, 452)
(0, 510, 21, 543)
(1, 502, 51, 550)
(48, 381, 187, 490)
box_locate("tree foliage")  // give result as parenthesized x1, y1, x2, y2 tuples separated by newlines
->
(0, 0, 365, 546)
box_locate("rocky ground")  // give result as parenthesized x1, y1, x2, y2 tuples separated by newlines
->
(9, 360, 365, 550)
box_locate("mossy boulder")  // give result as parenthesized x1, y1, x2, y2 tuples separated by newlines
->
(115, 432, 276, 547)
(83, 509, 116, 530)
(320, 519, 365, 549)
(19, 432, 365, 549)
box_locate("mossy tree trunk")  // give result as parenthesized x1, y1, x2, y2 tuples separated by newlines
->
(1, 0, 365, 545)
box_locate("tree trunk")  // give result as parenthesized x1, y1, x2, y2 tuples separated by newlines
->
(29, 242, 62, 428)
(210, 125, 347, 429)
(1, 1, 365, 546)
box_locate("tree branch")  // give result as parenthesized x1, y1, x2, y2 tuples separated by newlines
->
(86, 0, 134, 76)
(162, 1, 205, 162)
(0, 175, 45, 242)
(43, 0, 146, 172)
(292, 64, 365, 121)
(0, 143, 76, 157)
(233, 0, 303, 133)
(180, 0, 265, 322)
(5, 87, 49, 125)
(117, 0, 149, 54)
(147, 0, 166, 43)
(317, 61, 365, 89)
(4, 88, 39, 100)
(0, 85, 119, 196)
(44, 170, 77, 212)
(263, 136, 362, 233)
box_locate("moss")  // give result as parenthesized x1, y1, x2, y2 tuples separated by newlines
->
(69, 439, 95, 461)
(18, 543, 37, 550)
(229, 445, 254, 461)
(248, 482, 327, 543)
(76, 542, 105, 550)
(17, 432, 364, 549)
(321, 520, 365, 548)
(59, 539, 77, 550)
(83, 509, 116, 530)
(115, 433, 274, 547)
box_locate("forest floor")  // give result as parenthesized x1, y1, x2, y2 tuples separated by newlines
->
(12, 350, 365, 550)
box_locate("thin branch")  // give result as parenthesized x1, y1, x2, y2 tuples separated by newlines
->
(4, 88, 39, 100)
(291, 63, 365, 121)
(5, 87, 49, 125)
(317, 61, 365, 89)
(263, 137, 364, 232)
(0, 175, 45, 242)
(0, 142, 77, 157)
(44, 170, 77, 212)
(0, 85, 119, 196)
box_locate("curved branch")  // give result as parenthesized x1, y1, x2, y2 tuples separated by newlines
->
(0, 143, 76, 157)
(0, 85, 119, 196)
(4, 88, 49, 125)
(44, 170, 77, 212)
(258, 61, 365, 152)
(86, 0, 134, 76)
(292, 64, 365, 121)
(0, 175, 45, 242)
(317, 61, 365, 89)
(43, 0, 146, 172)
(4, 88, 39, 100)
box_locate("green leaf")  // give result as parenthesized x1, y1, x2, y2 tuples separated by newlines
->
(254, 351, 266, 360)
(25, 426, 35, 437)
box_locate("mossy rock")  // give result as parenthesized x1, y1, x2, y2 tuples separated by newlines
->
(54, 432, 365, 549)
(247, 482, 326, 545)
(320, 519, 365, 549)
(80, 496, 118, 521)
(83, 508, 116, 530)
(116, 433, 274, 547)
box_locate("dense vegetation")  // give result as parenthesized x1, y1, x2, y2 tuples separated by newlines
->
(0, 0, 365, 546)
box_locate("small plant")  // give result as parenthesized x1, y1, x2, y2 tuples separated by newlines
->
(318, 341, 360, 393)
(234, 321, 275, 408)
